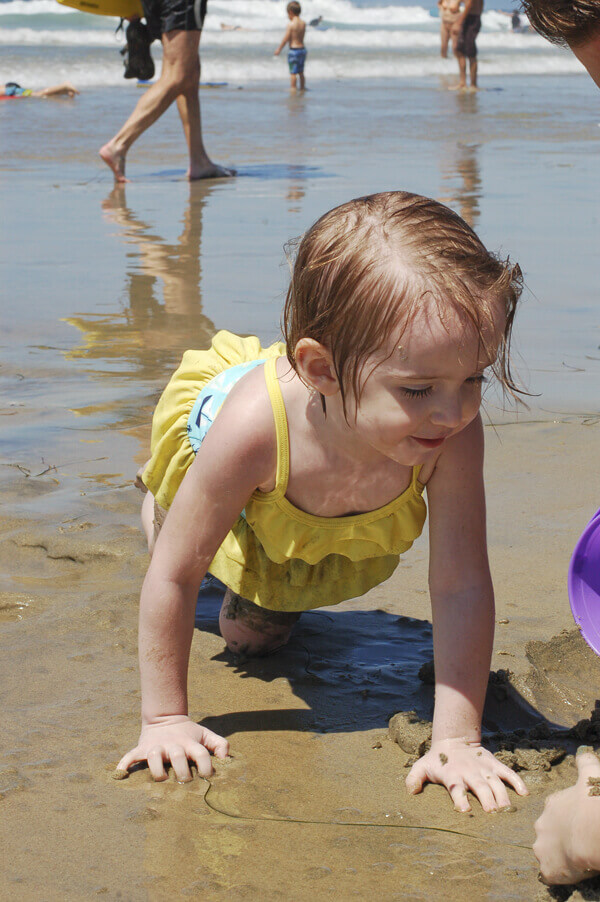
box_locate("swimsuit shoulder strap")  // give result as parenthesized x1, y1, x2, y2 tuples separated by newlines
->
(263, 356, 290, 496)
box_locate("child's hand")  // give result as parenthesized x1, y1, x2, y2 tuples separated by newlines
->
(117, 715, 229, 782)
(534, 749, 600, 884)
(405, 737, 528, 812)
(274, 49, 280, 55)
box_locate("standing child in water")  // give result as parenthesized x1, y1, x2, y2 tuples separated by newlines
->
(119, 191, 529, 814)
(274, 1, 307, 91)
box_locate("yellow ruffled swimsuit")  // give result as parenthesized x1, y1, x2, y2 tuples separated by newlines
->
(142, 331, 427, 612)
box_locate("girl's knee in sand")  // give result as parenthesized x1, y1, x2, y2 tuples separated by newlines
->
(219, 589, 300, 657)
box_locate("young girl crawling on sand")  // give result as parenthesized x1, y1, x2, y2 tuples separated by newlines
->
(119, 190, 529, 813)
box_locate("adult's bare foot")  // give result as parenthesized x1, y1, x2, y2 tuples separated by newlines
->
(449, 82, 467, 91)
(187, 162, 236, 180)
(99, 142, 129, 183)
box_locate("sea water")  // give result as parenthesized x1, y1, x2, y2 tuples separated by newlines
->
(0, 0, 583, 87)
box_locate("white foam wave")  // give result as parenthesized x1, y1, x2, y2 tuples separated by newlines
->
(0, 23, 552, 51)
(0, 0, 436, 25)
(2, 49, 583, 87)
(0, 0, 76, 14)
(209, 0, 433, 26)
(0, 26, 123, 44)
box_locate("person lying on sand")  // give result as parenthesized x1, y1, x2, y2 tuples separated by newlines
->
(117, 190, 529, 817)
(520, 0, 600, 885)
(1, 81, 79, 99)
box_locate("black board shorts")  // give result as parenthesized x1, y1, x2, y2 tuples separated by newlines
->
(142, 0, 207, 41)
(456, 13, 481, 58)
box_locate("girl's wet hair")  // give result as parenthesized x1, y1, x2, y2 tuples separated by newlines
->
(282, 191, 523, 416)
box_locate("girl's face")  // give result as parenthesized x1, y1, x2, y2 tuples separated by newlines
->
(345, 299, 505, 467)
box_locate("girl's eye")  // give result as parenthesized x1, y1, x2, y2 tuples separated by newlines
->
(401, 386, 432, 399)
(467, 374, 488, 386)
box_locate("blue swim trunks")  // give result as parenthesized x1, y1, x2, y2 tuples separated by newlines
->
(288, 47, 307, 75)
(2, 82, 32, 98)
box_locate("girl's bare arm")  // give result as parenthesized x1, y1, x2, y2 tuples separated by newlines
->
(118, 377, 276, 780)
(406, 415, 528, 811)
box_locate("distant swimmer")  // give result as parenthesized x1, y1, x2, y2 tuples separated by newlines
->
(309, 15, 322, 26)
(497, 10, 531, 33)
(274, 1, 307, 92)
(1, 81, 79, 99)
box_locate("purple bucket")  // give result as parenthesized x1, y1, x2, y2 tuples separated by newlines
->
(568, 508, 600, 655)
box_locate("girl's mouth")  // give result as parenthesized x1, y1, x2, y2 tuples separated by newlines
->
(411, 436, 446, 449)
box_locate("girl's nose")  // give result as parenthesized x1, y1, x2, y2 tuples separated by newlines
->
(429, 392, 465, 429)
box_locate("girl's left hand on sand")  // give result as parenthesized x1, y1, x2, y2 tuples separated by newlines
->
(405, 737, 529, 812)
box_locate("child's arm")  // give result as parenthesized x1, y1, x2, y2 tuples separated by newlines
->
(117, 380, 276, 781)
(274, 24, 291, 55)
(405, 415, 529, 812)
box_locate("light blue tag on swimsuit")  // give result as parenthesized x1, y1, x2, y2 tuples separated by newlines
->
(186, 359, 264, 453)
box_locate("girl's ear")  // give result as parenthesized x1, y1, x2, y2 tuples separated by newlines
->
(294, 338, 340, 397)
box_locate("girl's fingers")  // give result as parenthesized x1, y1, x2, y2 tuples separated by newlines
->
(466, 779, 499, 812)
(494, 763, 528, 796)
(405, 759, 427, 795)
(169, 746, 193, 783)
(200, 729, 230, 759)
(189, 743, 215, 779)
(117, 748, 142, 773)
(448, 779, 471, 813)
(487, 776, 511, 811)
(147, 747, 168, 781)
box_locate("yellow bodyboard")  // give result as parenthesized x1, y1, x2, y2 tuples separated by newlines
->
(57, 0, 143, 18)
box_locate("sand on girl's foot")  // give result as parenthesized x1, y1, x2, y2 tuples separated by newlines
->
(99, 143, 129, 183)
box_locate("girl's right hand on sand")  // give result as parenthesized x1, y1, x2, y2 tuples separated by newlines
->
(117, 715, 229, 782)
(406, 737, 528, 812)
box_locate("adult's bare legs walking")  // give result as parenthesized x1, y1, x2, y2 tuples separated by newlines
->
(99, 29, 233, 182)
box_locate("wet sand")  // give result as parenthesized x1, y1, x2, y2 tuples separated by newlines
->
(1, 76, 600, 899)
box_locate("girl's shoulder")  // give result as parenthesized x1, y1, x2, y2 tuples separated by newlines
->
(210, 362, 279, 491)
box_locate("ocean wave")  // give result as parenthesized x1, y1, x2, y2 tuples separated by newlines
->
(1, 49, 583, 87)
(209, 0, 433, 27)
(0, 0, 434, 24)
(0, 25, 552, 51)
(0, 0, 75, 13)
(0, 26, 123, 43)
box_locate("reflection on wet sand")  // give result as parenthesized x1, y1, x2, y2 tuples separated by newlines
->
(438, 139, 481, 229)
(287, 180, 305, 214)
(63, 183, 216, 381)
